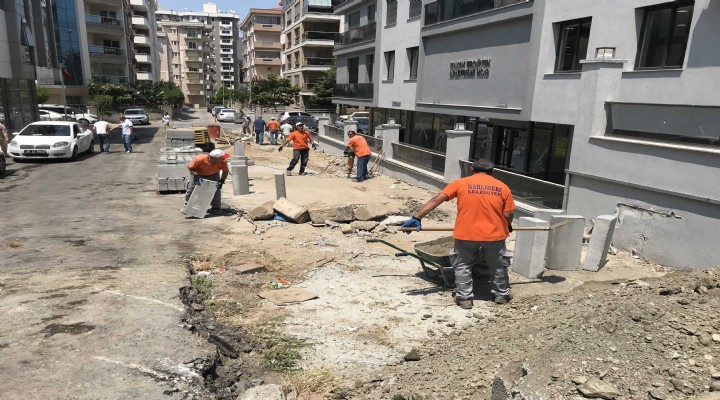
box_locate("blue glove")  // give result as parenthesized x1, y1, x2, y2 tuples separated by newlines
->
(401, 216, 422, 234)
(193, 176, 202, 186)
(312, 143, 318, 150)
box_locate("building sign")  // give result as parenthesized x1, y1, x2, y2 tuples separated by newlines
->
(449, 58, 491, 80)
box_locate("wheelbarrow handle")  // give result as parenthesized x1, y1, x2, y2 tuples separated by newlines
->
(395, 252, 410, 257)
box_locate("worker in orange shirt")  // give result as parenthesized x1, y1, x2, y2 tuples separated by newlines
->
(344, 130, 372, 181)
(267, 117, 281, 145)
(278, 121, 317, 176)
(185, 149, 230, 215)
(402, 159, 515, 309)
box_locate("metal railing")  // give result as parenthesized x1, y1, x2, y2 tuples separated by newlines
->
(424, 0, 529, 25)
(85, 15, 121, 27)
(324, 124, 345, 141)
(460, 160, 565, 209)
(392, 142, 446, 174)
(335, 22, 376, 48)
(93, 75, 127, 84)
(333, 83, 373, 99)
(303, 31, 337, 41)
(88, 45, 124, 56)
(305, 57, 334, 66)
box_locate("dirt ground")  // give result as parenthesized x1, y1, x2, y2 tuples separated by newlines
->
(178, 139, 720, 400)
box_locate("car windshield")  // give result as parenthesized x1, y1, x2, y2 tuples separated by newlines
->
(221, 109, 235, 113)
(19, 124, 71, 136)
(125, 110, 145, 115)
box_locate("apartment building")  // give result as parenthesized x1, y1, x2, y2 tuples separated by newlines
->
(280, 0, 341, 109)
(329, 0, 720, 269)
(157, 3, 241, 107)
(240, 8, 282, 82)
(130, 0, 163, 82)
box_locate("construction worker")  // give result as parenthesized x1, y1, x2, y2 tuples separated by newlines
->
(344, 130, 371, 181)
(267, 117, 281, 145)
(185, 149, 230, 215)
(254, 115, 267, 145)
(278, 121, 317, 176)
(402, 159, 515, 309)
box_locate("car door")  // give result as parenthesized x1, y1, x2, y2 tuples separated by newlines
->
(74, 124, 89, 151)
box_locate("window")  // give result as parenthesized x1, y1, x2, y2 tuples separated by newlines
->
(407, 47, 419, 79)
(348, 11, 360, 30)
(171, 28, 177, 34)
(409, 0, 422, 19)
(366, 54, 374, 82)
(384, 51, 395, 80)
(368, 4, 376, 23)
(173, 63, 180, 68)
(173, 75, 180, 80)
(636, 1, 694, 69)
(172, 52, 179, 58)
(348, 57, 359, 84)
(555, 18, 591, 72)
(171, 40, 178, 46)
(386, 0, 398, 25)
(188, 41, 198, 49)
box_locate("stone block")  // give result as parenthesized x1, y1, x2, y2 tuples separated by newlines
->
(308, 205, 354, 224)
(340, 224, 354, 234)
(248, 201, 274, 221)
(182, 179, 218, 218)
(235, 263, 266, 274)
(512, 217, 550, 278)
(351, 221, 379, 231)
(584, 214, 618, 272)
(273, 198, 310, 224)
(236, 384, 286, 400)
(379, 215, 410, 226)
(354, 204, 388, 221)
(546, 215, 585, 270)
(533, 209, 566, 260)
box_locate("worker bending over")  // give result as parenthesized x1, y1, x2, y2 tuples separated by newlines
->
(344, 130, 371, 182)
(402, 159, 515, 309)
(185, 149, 230, 215)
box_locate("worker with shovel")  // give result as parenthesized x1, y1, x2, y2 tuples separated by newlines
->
(185, 149, 230, 215)
(344, 130, 371, 181)
(402, 159, 515, 309)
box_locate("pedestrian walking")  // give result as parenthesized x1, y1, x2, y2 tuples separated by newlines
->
(0, 121, 9, 156)
(117, 116, 134, 153)
(162, 112, 171, 131)
(92, 118, 112, 153)
(344, 130, 371, 181)
(254, 115, 267, 145)
(267, 117, 281, 145)
(278, 121, 317, 176)
(185, 149, 230, 215)
(280, 120, 293, 142)
(402, 159, 516, 309)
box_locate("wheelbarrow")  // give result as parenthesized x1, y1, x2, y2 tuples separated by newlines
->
(366, 236, 490, 288)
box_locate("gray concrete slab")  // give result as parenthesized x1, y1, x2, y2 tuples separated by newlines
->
(512, 217, 550, 278)
(182, 179, 218, 218)
(584, 214, 618, 272)
(546, 215, 585, 271)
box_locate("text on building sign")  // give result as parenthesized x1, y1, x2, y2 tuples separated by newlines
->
(450, 58, 491, 80)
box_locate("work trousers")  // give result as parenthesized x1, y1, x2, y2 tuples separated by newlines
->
(185, 172, 221, 210)
(269, 130, 279, 145)
(450, 239, 510, 300)
(355, 154, 371, 181)
(255, 130, 264, 144)
(98, 134, 110, 152)
(122, 134, 132, 152)
(287, 149, 309, 174)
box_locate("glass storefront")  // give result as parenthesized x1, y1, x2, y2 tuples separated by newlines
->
(0, 79, 39, 131)
(52, 0, 84, 85)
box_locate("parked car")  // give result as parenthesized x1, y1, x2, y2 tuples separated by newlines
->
(38, 104, 98, 127)
(216, 109, 236, 122)
(7, 121, 94, 161)
(207, 103, 218, 112)
(212, 106, 224, 116)
(286, 116, 319, 134)
(124, 108, 150, 125)
(0, 150, 5, 178)
(279, 111, 315, 122)
(337, 111, 370, 121)
(336, 116, 370, 134)
(38, 109, 67, 121)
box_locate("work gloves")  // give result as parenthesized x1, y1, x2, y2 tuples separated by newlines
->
(216, 179, 225, 190)
(343, 151, 349, 156)
(508, 224, 513, 233)
(193, 176, 202, 186)
(312, 144, 318, 150)
(278, 146, 284, 152)
(401, 216, 422, 234)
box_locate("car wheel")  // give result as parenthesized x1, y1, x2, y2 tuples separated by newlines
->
(0, 156, 6, 178)
(70, 147, 78, 161)
(86, 140, 94, 154)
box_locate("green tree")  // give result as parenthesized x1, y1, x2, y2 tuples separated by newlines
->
(135, 81, 163, 108)
(232, 87, 250, 106)
(312, 64, 335, 107)
(87, 81, 133, 110)
(212, 86, 233, 107)
(36, 85, 50, 104)
(251, 75, 300, 107)
(90, 94, 113, 115)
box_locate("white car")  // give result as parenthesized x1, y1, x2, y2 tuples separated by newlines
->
(338, 111, 370, 121)
(216, 108, 236, 122)
(38, 104, 98, 127)
(7, 121, 94, 161)
(38, 109, 67, 121)
(279, 111, 314, 122)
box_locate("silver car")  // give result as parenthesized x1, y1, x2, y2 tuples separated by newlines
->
(124, 108, 149, 125)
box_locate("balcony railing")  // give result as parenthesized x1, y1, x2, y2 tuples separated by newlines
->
(305, 57, 334, 66)
(88, 45, 124, 56)
(424, 0, 529, 25)
(93, 75, 128, 84)
(303, 31, 337, 42)
(333, 83, 373, 99)
(85, 15, 121, 27)
(335, 22, 375, 48)
(392, 142, 446, 174)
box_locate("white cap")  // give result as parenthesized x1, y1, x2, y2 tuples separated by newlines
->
(209, 149, 230, 159)
(295, 122, 304, 127)
(271, 117, 276, 120)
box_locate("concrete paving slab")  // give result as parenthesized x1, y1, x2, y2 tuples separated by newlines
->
(546, 215, 585, 271)
(182, 179, 218, 218)
(512, 217, 550, 278)
(584, 214, 618, 272)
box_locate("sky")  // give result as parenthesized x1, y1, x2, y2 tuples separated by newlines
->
(157, 0, 282, 17)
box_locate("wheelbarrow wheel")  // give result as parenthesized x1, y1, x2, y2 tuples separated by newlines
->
(419, 260, 441, 278)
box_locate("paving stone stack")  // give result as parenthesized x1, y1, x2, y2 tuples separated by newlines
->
(164, 130, 196, 148)
(157, 146, 203, 192)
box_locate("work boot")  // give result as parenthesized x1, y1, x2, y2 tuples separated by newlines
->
(454, 297, 473, 309)
(285, 171, 292, 176)
(494, 292, 514, 305)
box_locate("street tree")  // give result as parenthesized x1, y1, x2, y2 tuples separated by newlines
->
(36, 85, 50, 104)
(135, 81, 164, 108)
(311, 64, 335, 108)
(212, 86, 233, 107)
(251, 75, 300, 107)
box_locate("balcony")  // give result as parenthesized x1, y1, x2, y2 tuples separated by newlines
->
(424, 0, 530, 25)
(185, 33, 200, 40)
(253, 23, 281, 32)
(304, 57, 333, 67)
(185, 56, 203, 63)
(132, 16, 148, 28)
(255, 41, 281, 50)
(186, 69, 203, 75)
(135, 54, 151, 63)
(220, 48, 234, 55)
(130, 0, 148, 12)
(186, 79, 204, 85)
(133, 35, 150, 46)
(221, 76, 234, 82)
(88, 45, 125, 57)
(188, 89, 204, 95)
(85, 15, 123, 35)
(333, 83, 373, 99)
(335, 22, 375, 48)
(303, 31, 337, 44)
(254, 57, 281, 66)
(93, 75, 128, 84)
(137, 72, 152, 81)
(221, 67, 235, 73)
(221, 58, 233, 63)
(220, 29, 233, 36)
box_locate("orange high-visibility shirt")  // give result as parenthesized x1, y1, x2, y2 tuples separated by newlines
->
(347, 135, 371, 157)
(286, 130, 312, 150)
(188, 154, 229, 176)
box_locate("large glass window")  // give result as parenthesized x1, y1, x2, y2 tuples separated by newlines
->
(384, 51, 395, 80)
(386, 0, 398, 25)
(348, 11, 360, 29)
(555, 18, 591, 72)
(407, 47, 419, 79)
(636, 1, 694, 69)
(409, 0, 422, 18)
(368, 4, 376, 22)
(348, 57, 359, 84)
(52, 0, 84, 85)
(365, 54, 374, 82)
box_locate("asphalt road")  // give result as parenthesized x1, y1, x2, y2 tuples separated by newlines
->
(0, 122, 217, 398)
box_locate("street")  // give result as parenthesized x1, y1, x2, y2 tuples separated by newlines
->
(0, 123, 215, 398)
